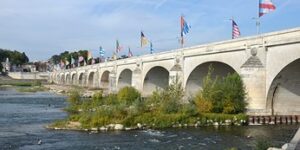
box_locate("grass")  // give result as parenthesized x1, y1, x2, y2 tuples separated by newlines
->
(0, 79, 43, 87)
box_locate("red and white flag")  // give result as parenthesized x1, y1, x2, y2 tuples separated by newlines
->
(259, 0, 276, 17)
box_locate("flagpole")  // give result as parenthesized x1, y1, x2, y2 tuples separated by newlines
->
(253, 17, 261, 35)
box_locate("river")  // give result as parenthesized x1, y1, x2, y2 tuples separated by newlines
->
(0, 87, 298, 150)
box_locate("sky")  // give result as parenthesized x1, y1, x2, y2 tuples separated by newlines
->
(0, 0, 300, 61)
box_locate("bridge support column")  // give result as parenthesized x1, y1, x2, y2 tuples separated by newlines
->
(109, 71, 117, 93)
(94, 71, 99, 88)
(241, 47, 268, 115)
(169, 64, 183, 86)
(132, 67, 142, 92)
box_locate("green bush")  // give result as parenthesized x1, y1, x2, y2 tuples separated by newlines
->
(194, 65, 247, 114)
(180, 104, 198, 117)
(158, 77, 183, 114)
(194, 94, 213, 113)
(130, 98, 147, 115)
(117, 87, 141, 105)
(91, 91, 104, 106)
(68, 90, 82, 106)
(105, 93, 118, 105)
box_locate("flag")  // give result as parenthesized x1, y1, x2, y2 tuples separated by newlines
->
(87, 51, 92, 60)
(180, 15, 191, 47)
(150, 42, 154, 54)
(259, 0, 276, 17)
(128, 47, 133, 57)
(181, 15, 191, 36)
(116, 40, 122, 53)
(141, 31, 148, 47)
(99, 46, 105, 57)
(60, 60, 65, 69)
(232, 20, 240, 39)
(78, 56, 84, 62)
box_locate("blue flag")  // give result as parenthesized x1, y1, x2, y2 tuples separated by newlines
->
(99, 46, 105, 57)
(150, 42, 154, 54)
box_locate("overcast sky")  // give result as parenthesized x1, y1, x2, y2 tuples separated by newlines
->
(1, 0, 300, 61)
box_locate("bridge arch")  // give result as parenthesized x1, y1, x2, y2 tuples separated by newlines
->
(78, 72, 85, 86)
(71, 73, 77, 85)
(56, 74, 60, 83)
(117, 69, 133, 90)
(88, 71, 96, 88)
(143, 66, 169, 96)
(266, 58, 300, 115)
(100, 70, 110, 90)
(60, 74, 65, 84)
(65, 73, 71, 84)
(185, 61, 237, 96)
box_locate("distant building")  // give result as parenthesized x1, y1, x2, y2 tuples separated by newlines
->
(1, 59, 51, 73)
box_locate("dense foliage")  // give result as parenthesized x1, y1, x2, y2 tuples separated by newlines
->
(49, 50, 96, 66)
(55, 72, 247, 129)
(0, 48, 29, 66)
(194, 65, 247, 114)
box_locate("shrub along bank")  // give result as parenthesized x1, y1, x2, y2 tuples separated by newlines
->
(51, 66, 248, 131)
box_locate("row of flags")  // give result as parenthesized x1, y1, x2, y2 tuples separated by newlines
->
(58, 0, 276, 70)
(231, 0, 276, 39)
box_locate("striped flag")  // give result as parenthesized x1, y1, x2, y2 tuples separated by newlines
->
(141, 31, 148, 47)
(128, 47, 133, 57)
(232, 20, 240, 39)
(116, 40, 122, 53)
(259, 0, 276, 17)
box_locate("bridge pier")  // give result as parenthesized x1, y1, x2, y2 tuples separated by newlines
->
(241, 46, 268, 115)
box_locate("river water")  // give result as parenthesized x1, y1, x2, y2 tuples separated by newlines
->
(0, 87, 298, 150)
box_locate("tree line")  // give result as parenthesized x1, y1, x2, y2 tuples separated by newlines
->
(0, 48, 29, 72)
(49, 50, 90, 66)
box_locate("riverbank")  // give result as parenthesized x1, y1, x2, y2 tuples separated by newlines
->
(44, 84, 98, 97)
(0, 75, 45, 86)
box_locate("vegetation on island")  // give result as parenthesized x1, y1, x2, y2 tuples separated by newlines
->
(0, 48, 29, 72)
(51, 65, 248, 130)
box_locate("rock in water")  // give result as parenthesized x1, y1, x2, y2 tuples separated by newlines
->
(114, 124, 124, 130)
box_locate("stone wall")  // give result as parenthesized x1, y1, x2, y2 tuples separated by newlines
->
(8, 72, 49, 80)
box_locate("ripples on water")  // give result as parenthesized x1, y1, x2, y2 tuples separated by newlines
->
(0, 87, 298, 150)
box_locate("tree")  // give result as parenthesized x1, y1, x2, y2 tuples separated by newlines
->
(0, 48, 29, 66)
(0, 63, 3, 73)
(194, 65, 247, 114)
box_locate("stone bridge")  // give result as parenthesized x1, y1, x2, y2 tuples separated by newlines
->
(49, 27, 300, 115)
